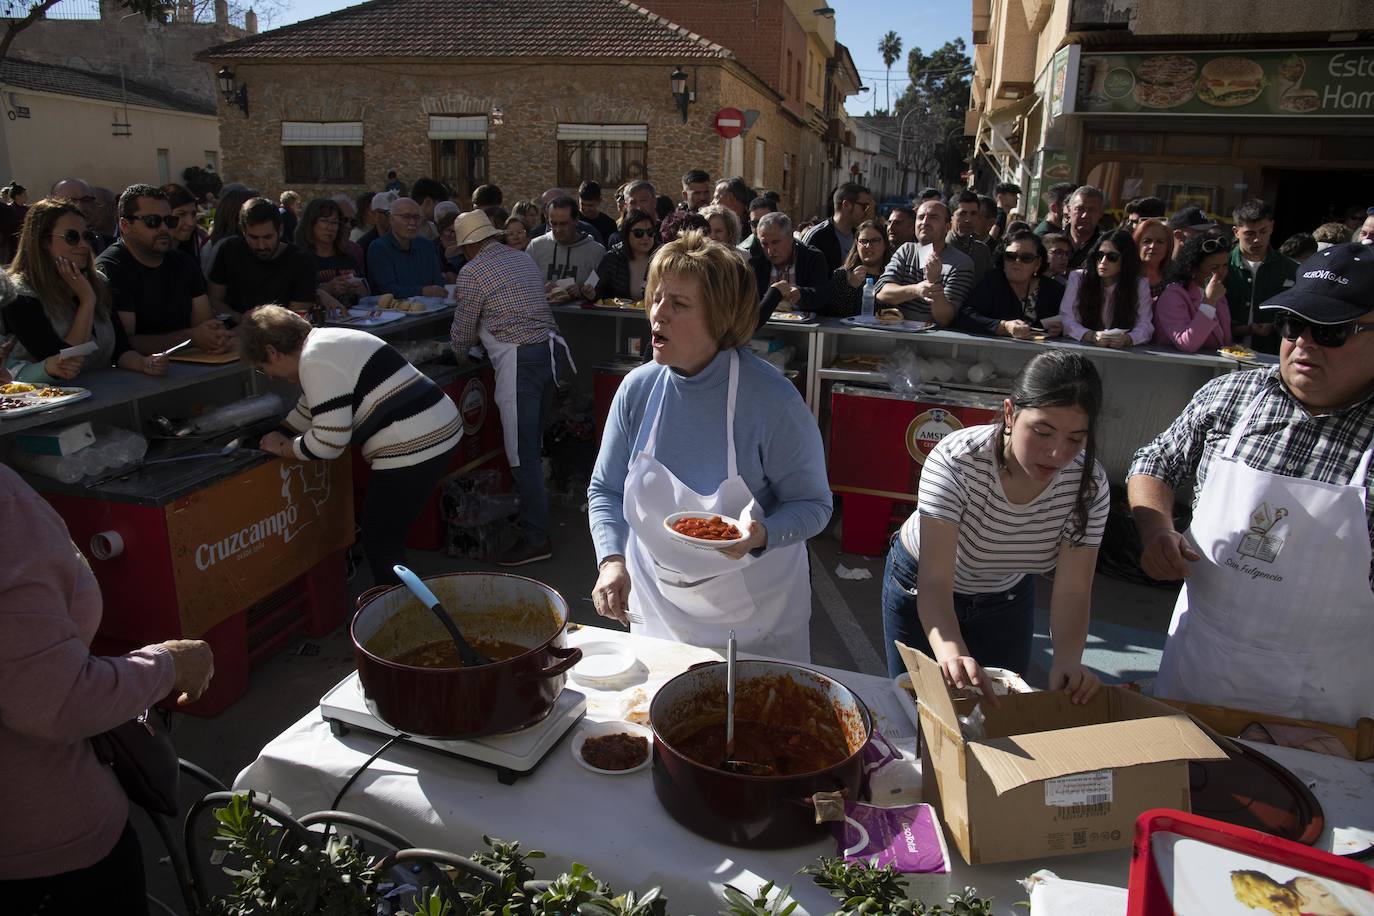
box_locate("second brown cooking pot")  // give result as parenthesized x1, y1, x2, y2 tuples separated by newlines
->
(650, 659, 872, 848)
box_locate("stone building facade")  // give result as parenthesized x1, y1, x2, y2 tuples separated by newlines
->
(200, 0, 859, 220)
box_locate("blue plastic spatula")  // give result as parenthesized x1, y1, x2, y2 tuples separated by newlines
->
(392, 565, 491, 667)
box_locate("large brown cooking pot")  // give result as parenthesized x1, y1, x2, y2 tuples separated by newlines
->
(650, 660, 872, 848)
(351, 572, 581, 739)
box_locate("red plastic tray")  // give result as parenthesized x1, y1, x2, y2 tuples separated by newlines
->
(1128, 809, 1374, 915)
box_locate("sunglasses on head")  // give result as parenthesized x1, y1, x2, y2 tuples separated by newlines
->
(628, 227, 655, 239)
(53, 229, 99, 246)
(1200, 236, 1231, 254)
(1004, 251, 1040, 264)
(1275, 313, 1374, 348)
(127, 214, 181, 230)
(1091, 250, 1122, 263)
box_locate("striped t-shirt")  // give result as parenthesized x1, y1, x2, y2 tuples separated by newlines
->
(899, 423, 1110, 593)
(280, 327, 462, 471)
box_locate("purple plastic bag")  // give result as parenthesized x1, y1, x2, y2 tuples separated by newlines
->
(860, 725, 903, 794)
(830, 801, 949, 873)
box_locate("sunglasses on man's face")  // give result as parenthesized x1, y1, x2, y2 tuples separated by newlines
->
(628, 227, 655, 239)
(127, 214, 181, 230)
(53, 229, 99, 246)
(1092, 250, 1122, 263)
(1275, 314, 1374, 348)
(1003, 251, 1040, 264)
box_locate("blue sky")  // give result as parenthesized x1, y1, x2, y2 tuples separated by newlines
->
(270, 0, 970, 116)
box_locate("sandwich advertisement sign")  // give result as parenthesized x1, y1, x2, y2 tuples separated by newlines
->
(1076, 48, 1374, 117)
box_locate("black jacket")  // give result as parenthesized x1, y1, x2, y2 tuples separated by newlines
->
(594, 243, 654, 301)
(802, 219, 846, 273)
(749, 241, 832, 314)
(953, 270, 1065, 336)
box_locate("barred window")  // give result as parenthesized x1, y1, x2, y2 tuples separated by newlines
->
(556, 124, 648, 188)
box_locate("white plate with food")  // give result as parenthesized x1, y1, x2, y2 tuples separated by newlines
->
(663, 511, 749, 551)
(1217, 345, 1265, 365)
(335, 308, 407, 326)
(570, 641, 637, 684)
(0, 385, 92, 418)
(768, 310, 818, 324)
(357, 294, 451, 314)
(843, 314, 936, 333)
(571, 720, 653, 775)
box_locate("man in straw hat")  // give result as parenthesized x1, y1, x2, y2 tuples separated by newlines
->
(449, 210, 575, 566)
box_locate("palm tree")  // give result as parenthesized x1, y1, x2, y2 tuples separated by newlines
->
(878, 31, 903, 116)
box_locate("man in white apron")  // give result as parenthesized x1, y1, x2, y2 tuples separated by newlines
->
(1128, 243, 1374, 728)
(450, 210, 574, 567)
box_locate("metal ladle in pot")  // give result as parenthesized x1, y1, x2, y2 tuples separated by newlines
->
(722, 630, 774, 776)
(393, 565, 491, 668)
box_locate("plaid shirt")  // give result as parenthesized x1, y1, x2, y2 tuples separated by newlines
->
(450, 241, 557, 352)
(1130, 366, 1374, 584)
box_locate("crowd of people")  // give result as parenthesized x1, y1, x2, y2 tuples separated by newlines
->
(2, 162, 1374, 911)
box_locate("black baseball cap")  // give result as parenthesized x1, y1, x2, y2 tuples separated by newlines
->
(1262, 243, 1374, 323)
(1166, 207, 1217, 231)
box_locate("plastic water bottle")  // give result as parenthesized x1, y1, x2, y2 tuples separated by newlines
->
(861, 276, 876, 320)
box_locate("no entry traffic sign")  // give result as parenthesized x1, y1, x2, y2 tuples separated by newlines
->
(714, 107, 744, 138)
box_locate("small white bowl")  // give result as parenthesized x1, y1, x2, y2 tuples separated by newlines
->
(662, 511, 749, 551)
(570, 641, 637, 684)
(570, 720, 653, 775)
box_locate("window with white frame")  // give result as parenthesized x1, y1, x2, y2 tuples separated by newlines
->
(281, 121, 364, 184)
(556, 123, 648, 188)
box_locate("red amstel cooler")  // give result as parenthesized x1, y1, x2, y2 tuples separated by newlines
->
(828, 384, 1002, 555)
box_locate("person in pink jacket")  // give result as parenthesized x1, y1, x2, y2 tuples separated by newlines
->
(0, 465, 213, 911)
(1153, 234, 1234, 353)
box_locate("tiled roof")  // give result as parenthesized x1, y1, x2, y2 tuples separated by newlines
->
(200, 0, 732, 61)
(0, 57, 215, 116)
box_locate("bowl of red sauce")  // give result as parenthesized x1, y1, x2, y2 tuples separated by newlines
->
(663, 511, 748, 550)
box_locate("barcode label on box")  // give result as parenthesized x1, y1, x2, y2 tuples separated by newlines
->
(1044, 769, 1113, 808)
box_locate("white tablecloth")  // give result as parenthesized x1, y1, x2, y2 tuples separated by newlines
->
(233, 627, 1369, 916)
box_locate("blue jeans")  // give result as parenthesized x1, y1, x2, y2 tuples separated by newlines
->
(881, 536, 1035, 679)
(511, 342, 556, 541)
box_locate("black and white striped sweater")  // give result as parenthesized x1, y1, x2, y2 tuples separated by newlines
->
(281, 328, 461, 470)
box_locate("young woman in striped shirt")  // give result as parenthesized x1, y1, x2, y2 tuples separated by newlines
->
(241, 305, 462, 587)
(882, 350, 1109, 704)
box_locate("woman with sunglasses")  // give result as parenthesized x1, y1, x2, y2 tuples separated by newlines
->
(2, 199, 166, 382)
(594, 208, 657, 302)
(1153, 234, 1233, 353)
(1134, 218, 1173, 302)
(1060, 229, 1153, 349)
(822, 219, 893, 317)
(1129, 243, 1374, 729)
(954, 229, 1065, 337)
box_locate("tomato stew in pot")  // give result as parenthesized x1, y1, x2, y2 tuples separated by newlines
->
(392, 637, 531, 669)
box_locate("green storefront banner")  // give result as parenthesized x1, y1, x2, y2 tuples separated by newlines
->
(1076, 48, 1374, 117)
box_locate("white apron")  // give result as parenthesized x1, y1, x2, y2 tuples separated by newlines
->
(1155, 393, 1374, 727)
(478, 326, 575, 468)
(622, 350, 812, 662)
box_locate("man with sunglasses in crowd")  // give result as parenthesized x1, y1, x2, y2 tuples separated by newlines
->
(1128, 243, 1374, 730)
(50, 177, 113, 255)
(1225, 199, 1298, 356)
(96, 185, 232, 356)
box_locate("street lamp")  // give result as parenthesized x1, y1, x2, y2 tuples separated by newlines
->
(670, 65, 694, 123)
(216, 66, 249, 117)
(895, 107, 923, 196)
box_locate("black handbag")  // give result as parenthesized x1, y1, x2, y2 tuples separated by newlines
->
(91, 708, 181, 817)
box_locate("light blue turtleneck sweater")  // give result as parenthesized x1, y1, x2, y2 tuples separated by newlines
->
(588, 347, 832, 563)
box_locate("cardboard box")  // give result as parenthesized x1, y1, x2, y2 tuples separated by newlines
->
(898, 642, 1226, 865)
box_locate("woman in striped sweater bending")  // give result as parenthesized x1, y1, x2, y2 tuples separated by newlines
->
(241, 305, 462, 586)
(882, 350, 1108, 705)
